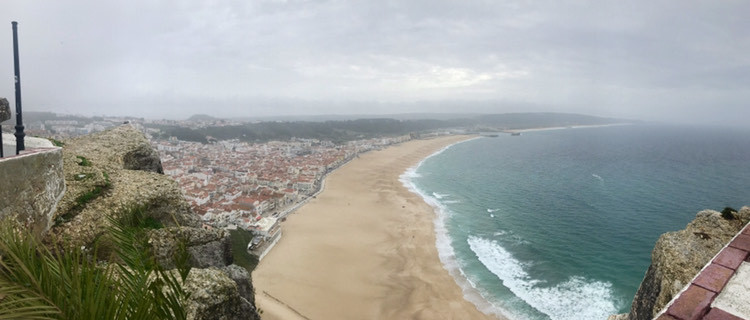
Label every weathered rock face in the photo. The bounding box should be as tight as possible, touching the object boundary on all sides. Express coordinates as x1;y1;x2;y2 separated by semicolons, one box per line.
625;207;750;320
123;143;164;173
150;229;262;320
47;125;200;247
148;227;263;320
149;227;233;269
183;268;261;320
221;265;257;308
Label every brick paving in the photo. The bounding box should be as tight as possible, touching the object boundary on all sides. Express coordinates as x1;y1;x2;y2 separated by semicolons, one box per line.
654;223;750;320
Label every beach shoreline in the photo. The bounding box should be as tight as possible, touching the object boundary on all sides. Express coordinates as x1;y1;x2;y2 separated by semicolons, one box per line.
504;122;633;134
253;135;503;320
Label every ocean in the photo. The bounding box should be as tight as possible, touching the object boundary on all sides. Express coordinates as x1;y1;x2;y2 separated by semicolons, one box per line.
400;124;750;320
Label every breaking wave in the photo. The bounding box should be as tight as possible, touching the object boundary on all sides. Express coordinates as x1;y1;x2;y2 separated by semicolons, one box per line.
467;236;618;320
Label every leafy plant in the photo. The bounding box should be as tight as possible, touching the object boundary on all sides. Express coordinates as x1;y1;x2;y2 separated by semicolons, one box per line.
103;207;189;319
0;210;190;320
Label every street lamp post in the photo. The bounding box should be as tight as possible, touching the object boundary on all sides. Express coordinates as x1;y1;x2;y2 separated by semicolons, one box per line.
12;21;25;154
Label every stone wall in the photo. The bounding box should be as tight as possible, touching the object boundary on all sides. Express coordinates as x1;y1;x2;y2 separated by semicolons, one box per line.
0;147;65;237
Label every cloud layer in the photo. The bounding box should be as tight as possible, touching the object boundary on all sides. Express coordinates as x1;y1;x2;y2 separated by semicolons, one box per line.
1;1;748;123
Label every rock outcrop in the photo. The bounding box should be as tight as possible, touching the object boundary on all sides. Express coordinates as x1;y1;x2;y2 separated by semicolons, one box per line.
123;141;164;173
47;125;200;247
221;264;257;308
42;125;261;320
619;207;750;320
183;268;261;320
0;97;10;122
149;227;233;269
148;226;263;320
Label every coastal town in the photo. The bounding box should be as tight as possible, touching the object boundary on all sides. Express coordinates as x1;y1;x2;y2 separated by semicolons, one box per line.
152;133;411;257
9;113;455;258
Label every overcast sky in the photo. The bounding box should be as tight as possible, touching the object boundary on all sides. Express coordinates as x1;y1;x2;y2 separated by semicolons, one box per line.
1;1;748;123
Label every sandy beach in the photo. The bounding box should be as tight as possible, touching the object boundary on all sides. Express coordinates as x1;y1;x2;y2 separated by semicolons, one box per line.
253;135;502;320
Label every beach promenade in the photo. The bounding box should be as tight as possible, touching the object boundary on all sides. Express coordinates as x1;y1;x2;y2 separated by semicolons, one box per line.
253;135;501;320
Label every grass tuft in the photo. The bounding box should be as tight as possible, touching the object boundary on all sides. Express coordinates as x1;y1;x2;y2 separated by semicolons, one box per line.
57;172;113;225
75;156;92;167
48;138;64;147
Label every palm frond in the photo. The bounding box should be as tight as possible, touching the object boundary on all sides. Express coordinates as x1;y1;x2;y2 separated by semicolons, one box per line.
0;205;190;320
105;206;189;320
0;281;59;320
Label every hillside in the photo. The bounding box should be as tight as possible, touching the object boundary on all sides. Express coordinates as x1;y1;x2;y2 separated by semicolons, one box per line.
1;125;261;320
149;112;630;144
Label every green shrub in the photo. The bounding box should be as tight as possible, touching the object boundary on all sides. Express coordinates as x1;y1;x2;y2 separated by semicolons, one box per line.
229;228;260;272
721;207;737;220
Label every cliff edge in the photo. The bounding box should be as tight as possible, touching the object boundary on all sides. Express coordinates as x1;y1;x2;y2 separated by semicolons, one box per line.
612;207;750;320
43;125;261;320
47;125;200;246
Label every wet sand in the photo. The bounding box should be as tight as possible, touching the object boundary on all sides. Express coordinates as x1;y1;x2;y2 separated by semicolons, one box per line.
253;135;502;320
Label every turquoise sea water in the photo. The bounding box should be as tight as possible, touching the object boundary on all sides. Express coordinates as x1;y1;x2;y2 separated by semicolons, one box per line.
401;124;750;320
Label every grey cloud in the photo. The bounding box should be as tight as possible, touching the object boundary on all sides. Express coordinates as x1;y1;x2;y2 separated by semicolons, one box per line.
0;0;747;125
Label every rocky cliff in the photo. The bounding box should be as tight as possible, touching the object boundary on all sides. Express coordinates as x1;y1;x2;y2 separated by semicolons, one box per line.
44;125;261;320
47;125;199;246
612;207;750;320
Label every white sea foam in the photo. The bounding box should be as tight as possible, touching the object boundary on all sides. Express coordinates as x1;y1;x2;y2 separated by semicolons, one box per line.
432;192;449;199
592;174;604;182
490;214;495;218
467;236;618;320
401;166;421;179
399;137;618;319
398;137;509;318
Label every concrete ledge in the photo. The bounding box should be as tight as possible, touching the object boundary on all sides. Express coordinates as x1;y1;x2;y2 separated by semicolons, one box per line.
0;147;65;236
2;132;55;157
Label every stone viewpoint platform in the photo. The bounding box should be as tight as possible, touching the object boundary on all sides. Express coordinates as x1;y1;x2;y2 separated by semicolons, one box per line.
654;223;750;320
